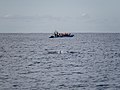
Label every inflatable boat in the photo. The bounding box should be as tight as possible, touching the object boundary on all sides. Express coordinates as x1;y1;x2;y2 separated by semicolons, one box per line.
49;31;74;38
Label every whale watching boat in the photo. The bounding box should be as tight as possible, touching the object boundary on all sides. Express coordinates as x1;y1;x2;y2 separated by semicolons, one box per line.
49;31;74;38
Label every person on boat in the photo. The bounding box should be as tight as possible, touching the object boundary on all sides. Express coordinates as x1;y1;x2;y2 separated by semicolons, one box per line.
54;31;59;37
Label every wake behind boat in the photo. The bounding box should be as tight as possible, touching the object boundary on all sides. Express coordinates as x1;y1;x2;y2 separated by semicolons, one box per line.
49;31;74;38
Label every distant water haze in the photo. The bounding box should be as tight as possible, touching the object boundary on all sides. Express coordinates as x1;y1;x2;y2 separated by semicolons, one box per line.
0;0;120;33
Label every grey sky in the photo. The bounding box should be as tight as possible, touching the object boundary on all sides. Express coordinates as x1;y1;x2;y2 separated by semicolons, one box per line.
0;0;120;33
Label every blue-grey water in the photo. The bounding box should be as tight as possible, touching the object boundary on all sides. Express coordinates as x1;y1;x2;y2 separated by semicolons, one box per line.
0;33;120;90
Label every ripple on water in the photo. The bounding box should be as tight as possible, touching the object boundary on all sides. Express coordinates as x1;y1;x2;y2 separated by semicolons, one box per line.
0;33;120;90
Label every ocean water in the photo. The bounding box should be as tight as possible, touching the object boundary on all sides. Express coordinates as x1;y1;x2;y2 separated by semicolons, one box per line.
0;33;120;90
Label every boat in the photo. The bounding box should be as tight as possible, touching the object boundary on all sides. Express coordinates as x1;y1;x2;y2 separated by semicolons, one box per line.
49;31;74;38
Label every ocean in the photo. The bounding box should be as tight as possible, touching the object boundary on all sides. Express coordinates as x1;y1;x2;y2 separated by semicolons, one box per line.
0;33;120;90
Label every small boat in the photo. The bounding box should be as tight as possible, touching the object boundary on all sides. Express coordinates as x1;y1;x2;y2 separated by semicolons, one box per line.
49;31;74;38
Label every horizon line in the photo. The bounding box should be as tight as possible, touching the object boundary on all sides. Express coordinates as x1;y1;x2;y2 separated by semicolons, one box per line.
0;32;120;34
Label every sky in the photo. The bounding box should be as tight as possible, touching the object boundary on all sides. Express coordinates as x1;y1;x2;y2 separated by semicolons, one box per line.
0;0;120;33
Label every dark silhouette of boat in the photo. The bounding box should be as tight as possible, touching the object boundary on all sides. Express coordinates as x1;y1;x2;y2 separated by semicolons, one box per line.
49;31;74;38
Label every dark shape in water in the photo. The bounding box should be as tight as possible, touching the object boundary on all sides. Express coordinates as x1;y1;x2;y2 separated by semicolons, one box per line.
49;31;74;38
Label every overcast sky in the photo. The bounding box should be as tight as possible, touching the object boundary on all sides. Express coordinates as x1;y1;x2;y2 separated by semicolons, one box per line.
0;0;120;33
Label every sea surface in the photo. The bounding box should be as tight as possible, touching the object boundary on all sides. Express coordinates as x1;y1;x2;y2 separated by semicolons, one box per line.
0;33;120;90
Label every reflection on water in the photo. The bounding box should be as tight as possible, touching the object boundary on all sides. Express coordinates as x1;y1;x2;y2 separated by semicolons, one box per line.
0;33;120;90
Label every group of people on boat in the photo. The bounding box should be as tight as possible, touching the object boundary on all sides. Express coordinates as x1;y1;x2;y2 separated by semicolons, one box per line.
54;31;71;37
49;30;74;38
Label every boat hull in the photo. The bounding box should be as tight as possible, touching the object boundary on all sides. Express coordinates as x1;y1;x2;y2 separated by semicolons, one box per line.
49;35;74;38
